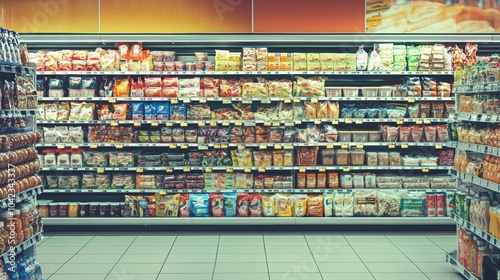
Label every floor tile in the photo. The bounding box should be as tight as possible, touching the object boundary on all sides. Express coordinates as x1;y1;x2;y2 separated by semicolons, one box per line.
219;236;264;246
67;254;122;264
169;245;218;254
166;253;215;263
48;274;107;280
305;235;350;246
174;236;219;246
397;245;447;254
118;253;168;264
321;273;375;280
213;273;270;280
216;253;267;263
86;237;136;246
57;263;114;274
438;244;456;252
387;236;436;246
39;238;91;247
313;253;362;263
357;253;411;263
352;245;401;254
415;262;459;273
40;263;64;274
105;274;158;280
265;245;311;254
346;236;393;245
37;246;82;255
125;245;172;255
110;263;163;275
268;262;319;273
316;262;369;273
214;262;268;273
266;253;315;263
138;231;178;236
78;246;128;255
36;254;74;264
161;263;215;274
371;273;429;280
365;262;421;273
405;253;447;262
218;245;265;254
157;274;213;280
265;238;309;246
131;237;176;246
426;272;468;280
309;245;356;255
269;273;322;280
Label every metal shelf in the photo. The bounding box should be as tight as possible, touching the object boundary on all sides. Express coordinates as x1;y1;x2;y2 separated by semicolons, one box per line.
42;217;455;226
0;232;43;264
42;188;455;194
452;213;500;250
457;113;499;123
454;83;500;94
446;252;479;280
36;142;447;150
0;186;43;209
452;170;500;193
36;70;455;76
40;166;452;173
38;96;455;103
449;141;500;157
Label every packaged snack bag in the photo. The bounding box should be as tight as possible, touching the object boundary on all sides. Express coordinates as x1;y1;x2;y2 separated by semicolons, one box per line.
224;193;238;217
248;193;262;217
179;193;190;217
190;194;209;217
293;194;308;217
210;193;224;217
307;195;324;217
262;194;276;217
324;192;334;217
276;194;292;217
237;193;249;217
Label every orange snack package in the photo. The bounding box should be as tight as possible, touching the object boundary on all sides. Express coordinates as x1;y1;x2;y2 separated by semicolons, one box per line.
307;195;324;217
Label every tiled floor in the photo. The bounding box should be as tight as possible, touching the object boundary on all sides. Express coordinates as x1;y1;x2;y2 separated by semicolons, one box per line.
36;231;464;280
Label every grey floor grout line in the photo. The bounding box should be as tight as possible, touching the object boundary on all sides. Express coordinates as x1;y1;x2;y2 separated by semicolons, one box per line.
46;234;98;280
211;233;221;280
156;233;178;280
343;233;376;280
303;231;324;280
261;232;271;280
384;233;432;280
102;233;139;280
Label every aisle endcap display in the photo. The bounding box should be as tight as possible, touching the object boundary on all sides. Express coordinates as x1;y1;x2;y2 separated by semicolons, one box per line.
446;252;480;280
0;232;43;264
452;213;500;251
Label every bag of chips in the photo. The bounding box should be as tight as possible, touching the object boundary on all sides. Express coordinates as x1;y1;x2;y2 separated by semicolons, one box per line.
190;194;209;217
224;193;238;217
179;193;190;217
276;194;292;217
237;193;249;217
307;195;324;217
210;193;224;217
261;194;276;217
292;194;308;217
249;193;262;217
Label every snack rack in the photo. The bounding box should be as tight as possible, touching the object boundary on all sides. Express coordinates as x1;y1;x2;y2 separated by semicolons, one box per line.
445;78;500;279
0;64;44;265
25;33;467;227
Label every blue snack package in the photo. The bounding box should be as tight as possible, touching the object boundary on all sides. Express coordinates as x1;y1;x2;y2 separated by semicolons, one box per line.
131;102;144;114
157;102;170;120
170;104;187;121
224;193;238;217
190;194;209;217
144;103;158;114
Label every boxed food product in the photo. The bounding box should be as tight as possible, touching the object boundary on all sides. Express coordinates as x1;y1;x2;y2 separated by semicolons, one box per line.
352;132;368;142
350;148;365;165
361;87;378;97
336;149;350;165
337;131;352;142
325;87;342;97
378;86;393;97
321;149;335;165
368;131;381;142
343;87;359;97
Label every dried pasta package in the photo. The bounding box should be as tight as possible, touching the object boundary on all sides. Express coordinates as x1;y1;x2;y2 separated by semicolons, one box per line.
295;77;325;97
220;79;242;97
223;193;237;217
432;102;444;118
304;102;317;118
262;194;276;217
307;195;324;217
242;82;268;98
377;191;401;217
389;152;401;166
343;192;354;217
276;194;292;217
249;193;262;217
327;101;340;118
354;190;377;217
436;124;449;142
399;126;411;142
57;103;70;120
268;80;293;97
420;102;431;118
237;193;249;217
400;192;426;217
315;102;328;118
324;192;334;217
190;194;209;217
272;150;284;166
292;194;308;217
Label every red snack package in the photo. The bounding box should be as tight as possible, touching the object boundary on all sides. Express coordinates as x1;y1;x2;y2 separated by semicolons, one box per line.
162;77;179;88
113;77;130;97
399;125;411;142
424;126;437;142
248;193;262;217
436;124;449;142
411;125;424;142
210;193;224;217
72;60;86;71
86;60;101;71
220;78;242;97
144;77;162;88
72;50;88;61
130;77;145;97
116;43;129;60
237;193;249;217
145;87;162;98
58;60;72;71
161;87;178;98
179;193;190;217
128;42;143;60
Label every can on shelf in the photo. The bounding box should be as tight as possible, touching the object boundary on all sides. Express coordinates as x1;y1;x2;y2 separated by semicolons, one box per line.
78;203;90;217
49;203;59;217
68;203;79;218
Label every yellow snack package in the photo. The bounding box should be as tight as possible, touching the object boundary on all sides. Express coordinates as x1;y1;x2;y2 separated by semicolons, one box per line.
261;194;276;217
155;193;180;217
293;194;308;217
276;194;292;217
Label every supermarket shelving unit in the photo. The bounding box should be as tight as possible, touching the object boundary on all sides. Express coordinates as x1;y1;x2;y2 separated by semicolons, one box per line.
445;81;500;279
25;33;468;227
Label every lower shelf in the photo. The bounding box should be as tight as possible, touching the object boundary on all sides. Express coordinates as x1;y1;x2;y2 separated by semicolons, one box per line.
0;232;43;264
446;251;480;280
43;217;456;226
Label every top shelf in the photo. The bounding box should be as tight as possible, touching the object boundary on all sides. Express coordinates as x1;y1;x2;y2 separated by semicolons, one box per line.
36;70;455;76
